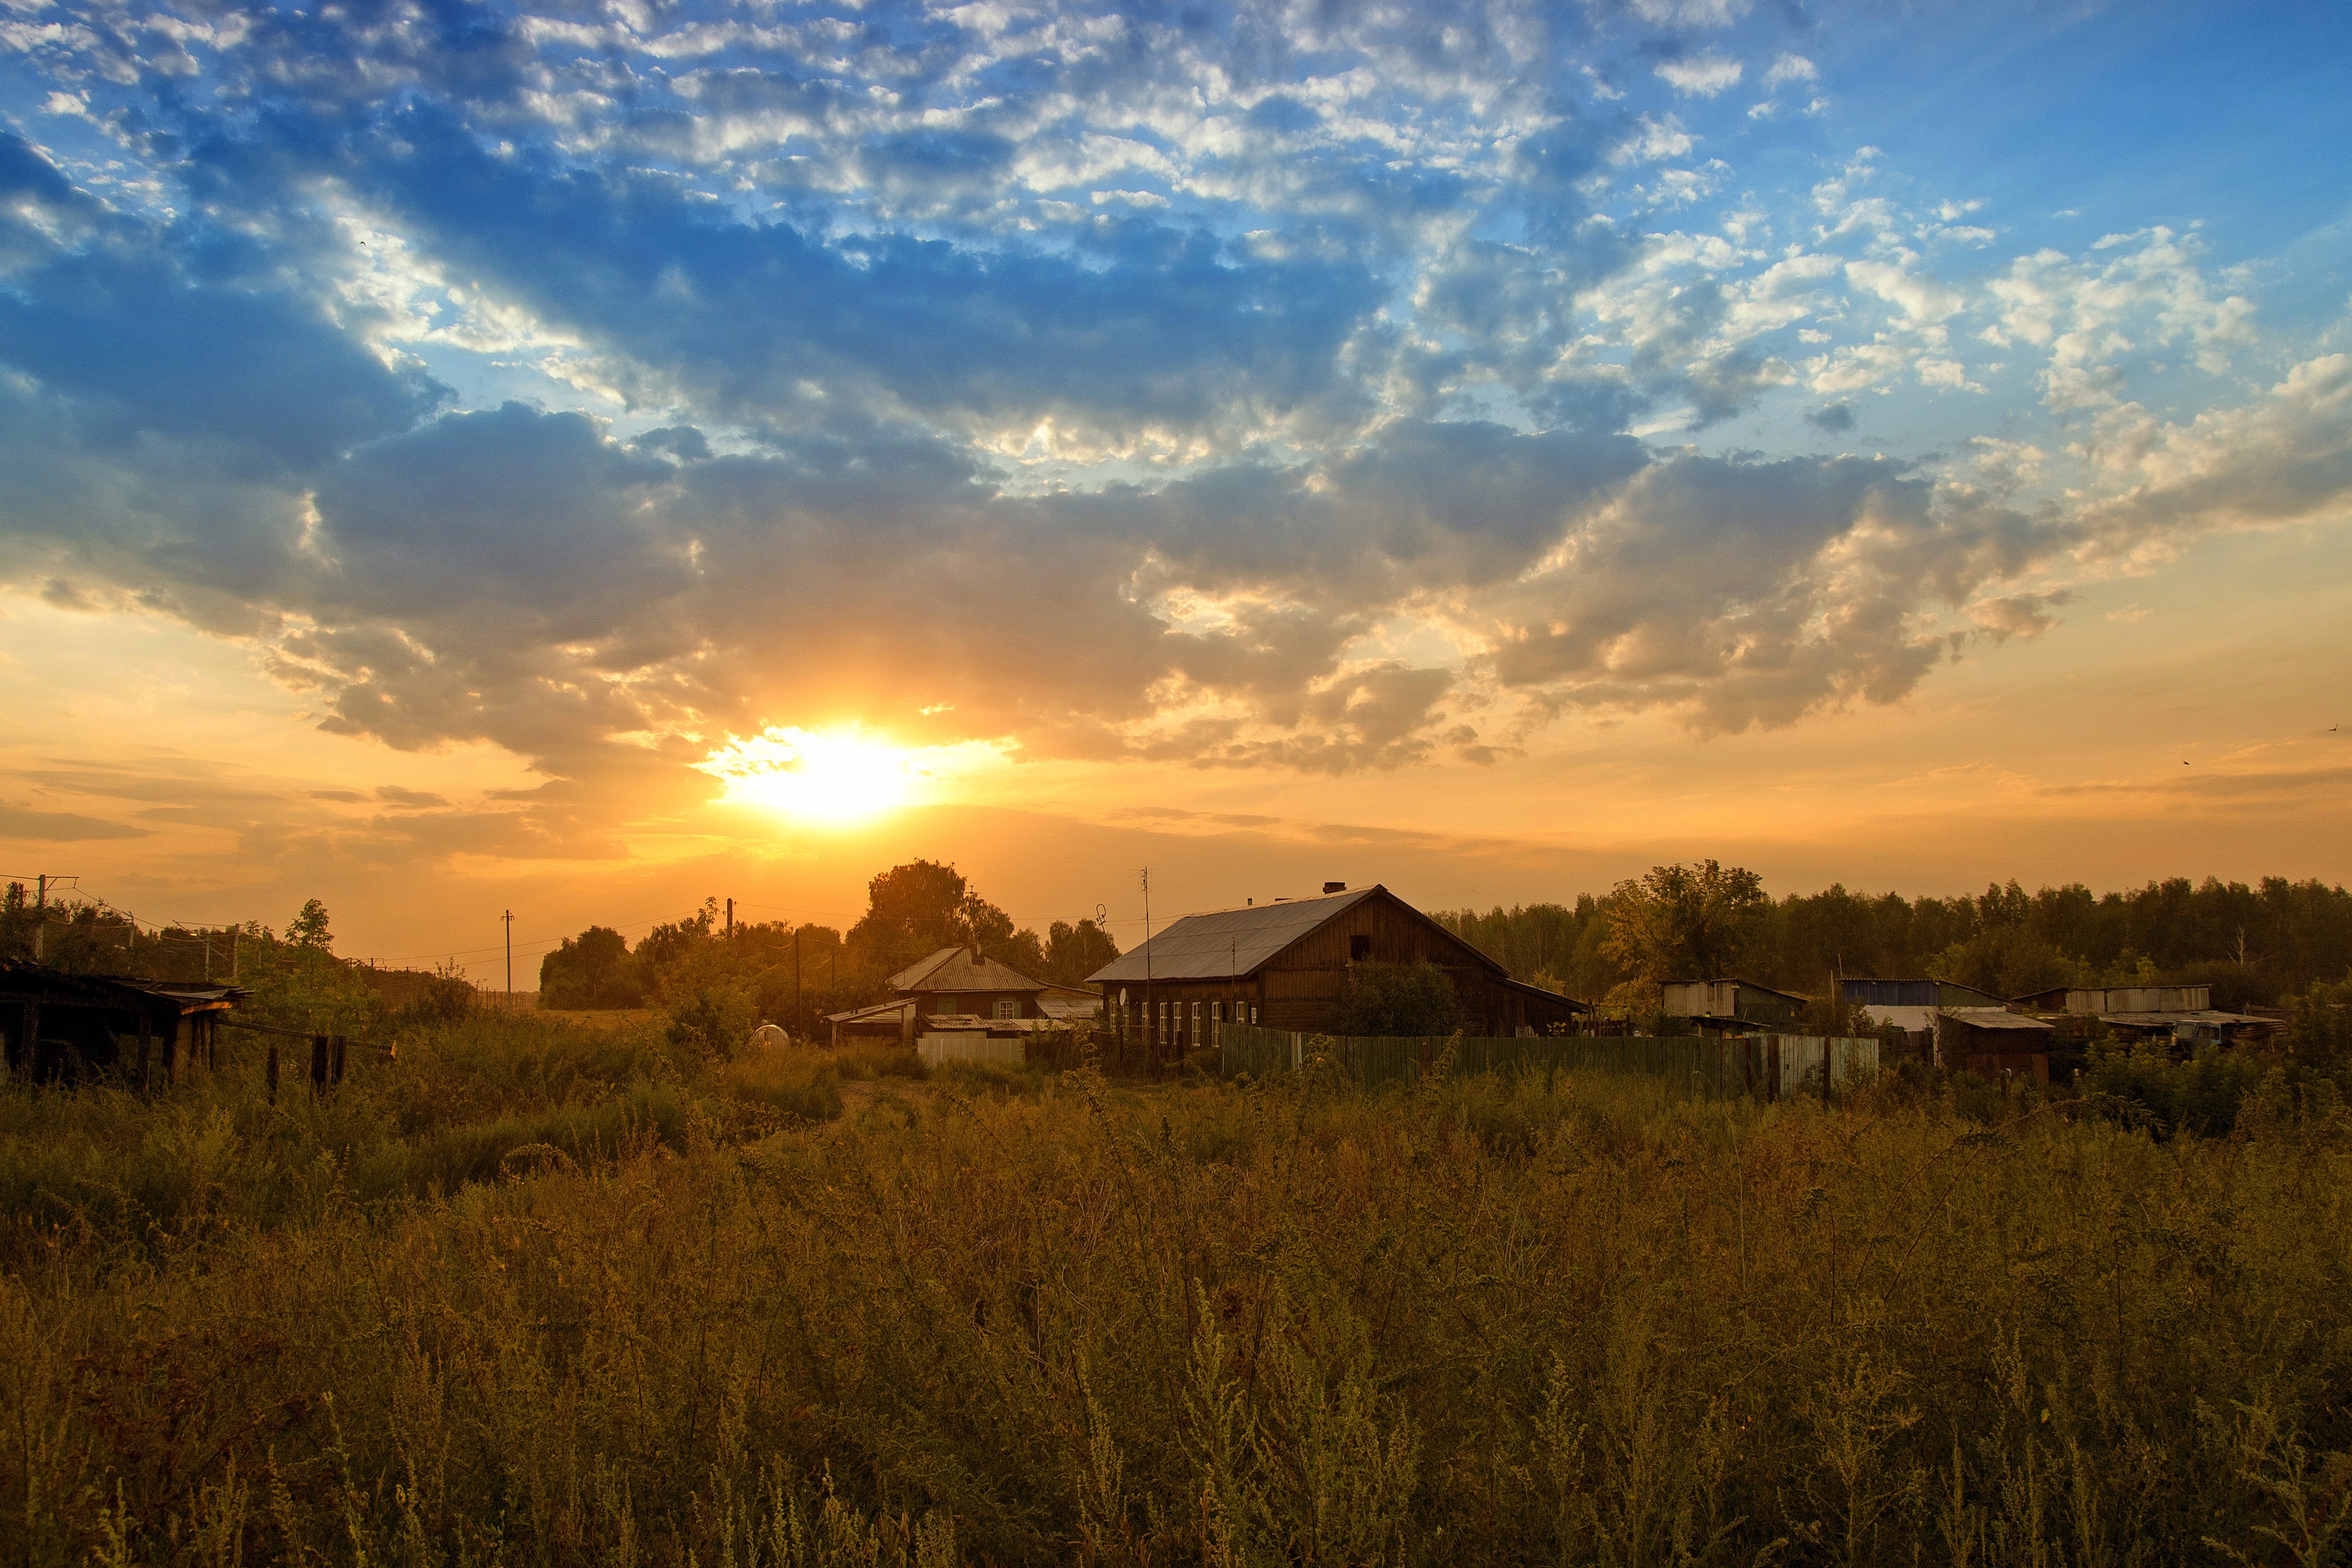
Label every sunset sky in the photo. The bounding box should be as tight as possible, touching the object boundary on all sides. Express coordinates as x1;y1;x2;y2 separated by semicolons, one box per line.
2;0;2348;980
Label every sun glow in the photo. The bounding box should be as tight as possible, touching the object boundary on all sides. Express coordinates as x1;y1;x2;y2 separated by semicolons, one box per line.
697;728;924;825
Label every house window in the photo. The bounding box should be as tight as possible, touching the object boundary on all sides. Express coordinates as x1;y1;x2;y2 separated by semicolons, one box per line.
995;999;1017;1020
1349;935;1372;962
934;996;955;1015
1251;1005;1259;1025
1191;1000;1202;1042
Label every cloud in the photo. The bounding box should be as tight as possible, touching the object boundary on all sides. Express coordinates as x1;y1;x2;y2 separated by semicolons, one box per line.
0;805;150;842
1656;55;1744;97
0;0;2343;832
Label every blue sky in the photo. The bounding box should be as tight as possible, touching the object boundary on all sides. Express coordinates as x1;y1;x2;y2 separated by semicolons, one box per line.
2;0;2350;945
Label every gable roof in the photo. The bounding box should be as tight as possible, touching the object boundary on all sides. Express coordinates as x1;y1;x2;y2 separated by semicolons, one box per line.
887;946;1047;995
1086;885;1502;986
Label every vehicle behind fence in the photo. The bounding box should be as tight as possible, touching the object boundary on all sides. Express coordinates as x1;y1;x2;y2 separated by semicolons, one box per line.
1219;1021;1878;1101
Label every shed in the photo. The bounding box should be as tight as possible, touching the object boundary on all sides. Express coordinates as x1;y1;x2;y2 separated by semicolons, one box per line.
826;996;919;1049
1;962;243;1084
1661;978;1810;1031
2094;1010;2283;1049
1934;1007;2056;1083
2013;985;2212;1016
1033;983;1102;1024
1086;884;1586;1056
1833;977;2008;1037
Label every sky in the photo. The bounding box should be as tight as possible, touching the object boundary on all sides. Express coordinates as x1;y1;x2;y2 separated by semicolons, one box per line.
1;0;2348;980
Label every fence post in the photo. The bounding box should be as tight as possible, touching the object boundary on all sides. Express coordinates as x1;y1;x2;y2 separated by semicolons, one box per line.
331;1034;347;1086
310;1034;329;1096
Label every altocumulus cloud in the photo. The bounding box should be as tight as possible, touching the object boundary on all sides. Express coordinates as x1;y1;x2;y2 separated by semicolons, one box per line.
2;0;2350;822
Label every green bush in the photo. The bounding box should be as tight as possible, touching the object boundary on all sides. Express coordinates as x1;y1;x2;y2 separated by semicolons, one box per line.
1327;958;1457;1036
2081;1039;2270;1137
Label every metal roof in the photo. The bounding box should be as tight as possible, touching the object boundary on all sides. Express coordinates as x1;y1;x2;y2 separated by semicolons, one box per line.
1663;976;1812;1004
1087;886;1382;985
1940;1007;2052;1032
887;947;1047;995
0;962;245;1012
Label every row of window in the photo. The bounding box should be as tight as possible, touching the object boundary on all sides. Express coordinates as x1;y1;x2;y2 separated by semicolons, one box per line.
1118;996;1256;1046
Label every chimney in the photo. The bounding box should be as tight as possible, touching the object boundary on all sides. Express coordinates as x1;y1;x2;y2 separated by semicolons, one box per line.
1322;881;1347;894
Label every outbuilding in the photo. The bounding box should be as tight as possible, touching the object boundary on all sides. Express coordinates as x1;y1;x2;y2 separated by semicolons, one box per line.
1933;1006;2056;1083
1661;978;1810;1031
1;961;243;1084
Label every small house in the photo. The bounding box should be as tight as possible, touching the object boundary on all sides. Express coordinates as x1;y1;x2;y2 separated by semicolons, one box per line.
1661;978;1810;1031
1;962;243;1084
1934;1007;2056;1083
1086;883;1585;1056
826;946;1085;1048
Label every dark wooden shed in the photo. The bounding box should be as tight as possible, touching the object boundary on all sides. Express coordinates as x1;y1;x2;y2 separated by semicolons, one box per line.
1934;1006;2054;1084
1;961;243;1084
1086;883;1585;1056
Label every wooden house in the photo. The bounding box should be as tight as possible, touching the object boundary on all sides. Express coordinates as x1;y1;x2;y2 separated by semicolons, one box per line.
1085;883;1584;1055
827;946;1085;1046
1;961;243;1084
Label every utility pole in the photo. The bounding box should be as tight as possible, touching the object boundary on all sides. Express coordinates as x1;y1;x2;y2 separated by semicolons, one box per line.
503;910;514;1001
794;924;803;1035
1140;866;1154;1056
34;873;47;962
726;897;734;939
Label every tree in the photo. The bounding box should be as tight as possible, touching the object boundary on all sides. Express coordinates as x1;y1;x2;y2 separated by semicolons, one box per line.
540;925;641;1010
1328;960;1458;1037
285;898;333;951
1043;918;1120;986
1602;861;1768;985
845;860;1030;973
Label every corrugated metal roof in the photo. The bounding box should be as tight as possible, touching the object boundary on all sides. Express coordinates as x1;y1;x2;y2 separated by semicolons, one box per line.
1941;1007;2052;1032
1662;976;1811;1005
888;946;1047;994
1087;887;1380;985
826;998;915;1025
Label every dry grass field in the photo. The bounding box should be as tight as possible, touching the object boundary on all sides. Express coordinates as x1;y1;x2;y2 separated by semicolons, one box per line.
3;1010;2350;1566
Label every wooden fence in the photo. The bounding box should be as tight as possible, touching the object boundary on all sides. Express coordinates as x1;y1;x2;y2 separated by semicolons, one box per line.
1217;1023;1880;1102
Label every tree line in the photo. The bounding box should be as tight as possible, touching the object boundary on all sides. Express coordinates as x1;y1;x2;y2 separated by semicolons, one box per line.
1438;865;2352;1008
537;859;1120;1042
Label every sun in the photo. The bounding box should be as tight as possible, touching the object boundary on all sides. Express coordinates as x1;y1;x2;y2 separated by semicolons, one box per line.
697;727;919;825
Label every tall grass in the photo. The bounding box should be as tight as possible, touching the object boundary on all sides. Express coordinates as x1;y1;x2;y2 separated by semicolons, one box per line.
3;1018;2350;1565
